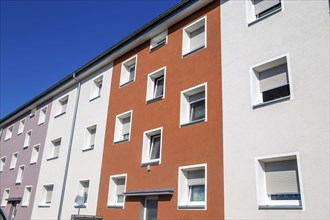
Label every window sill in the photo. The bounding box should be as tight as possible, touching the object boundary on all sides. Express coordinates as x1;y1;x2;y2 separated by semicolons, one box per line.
23;146;28;149
182;45;205;58
107;204;124;209
258;205;302;210
54;112;66;118
114;139;129;144
150;42;166;52
46;156;59;161
74;204;87;208
82;147;94;152
178;204;206;210
248;8;282;27
9;167;15;170
17;132;23;136
146;96;163;104
89;95;101;102
37;122;45;126
180;118;205;128
252;96;290;109
141;160;160;167
119;80;134;88
15;182;21;186
21;205;28;208
4;138;11;142
30;161;37;165
38;204;51;207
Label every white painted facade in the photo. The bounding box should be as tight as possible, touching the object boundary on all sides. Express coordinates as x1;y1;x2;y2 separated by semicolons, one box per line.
30;63;112;219
221;1;329;219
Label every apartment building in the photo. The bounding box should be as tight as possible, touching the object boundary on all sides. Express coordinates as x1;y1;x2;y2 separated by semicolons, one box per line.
0;101;51;220
221;0;329;219
96;0;224;219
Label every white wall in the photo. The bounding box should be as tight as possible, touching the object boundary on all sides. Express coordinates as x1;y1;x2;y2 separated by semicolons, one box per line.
221;0;329;219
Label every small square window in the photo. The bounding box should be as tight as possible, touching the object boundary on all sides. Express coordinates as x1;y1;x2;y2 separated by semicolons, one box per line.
48;138;61;160
182;17;206;57
18;119;25;135
90;76;103;100
74;180;90;207
10;152;18;170
146;67;166;103
108;174;127;208
150;30;168;51
141;128;162;166
5;125;13;140
16;165;25;184
0;157;6;172
180;83;207;126
178;164;207;209
251;56;290;107
38;106;47;125
114;111;132;144
1;189;10;207
256;154;303;209
39;184;54;207
21;186;32;207
30;144;40;164
55;95;69;117
83;125;97;151
247;0;282;24
23;130;32;149
120;56;137;86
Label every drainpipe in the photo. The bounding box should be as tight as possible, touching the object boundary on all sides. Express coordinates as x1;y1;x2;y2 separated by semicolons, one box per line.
57;72;81;220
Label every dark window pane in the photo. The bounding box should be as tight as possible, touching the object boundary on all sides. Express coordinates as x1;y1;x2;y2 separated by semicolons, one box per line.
146;199;158;220
190;100;205;121
262;85;290;102
150;135;161;160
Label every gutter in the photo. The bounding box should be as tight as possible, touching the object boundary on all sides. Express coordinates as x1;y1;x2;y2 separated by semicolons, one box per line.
57;72;81;220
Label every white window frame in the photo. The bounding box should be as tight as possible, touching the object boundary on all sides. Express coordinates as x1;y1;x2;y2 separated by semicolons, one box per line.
9;152;18;170
23;130;32;149
107;174;127;208
47;137;62;160
17;118;25;135
250;54;292;108
255;152;304;209
0;156;6;172
246;0;283;25
1;189;10;207
141;127;163;166
178;163;207;210
30;144;40;165
182;16;207;57
146;67;166;103
74;179;90;207
180;83;207;127
150;30;168;51
55;95;69;117
120;55;137;87
38;106;47;125
21;185;32;207
16;165;25;184
113;111;133;144
83;124;97;151
90;75;103;101
39;184;54;207
5;125;13;141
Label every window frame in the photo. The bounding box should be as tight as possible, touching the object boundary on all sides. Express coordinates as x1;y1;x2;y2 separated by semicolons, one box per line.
17;118;25;135
23;130;32;149
16;165;25;185
0;156;6;172
90;75;103;101
83;124;97;151
4;125;13;141
120;55;137;87
39;184;54;207
74;179;90;208
141;127;163;166
38;106;48;125
47;137;62;160
1;189;10;207
113;111;133;144
9;152;18;170
146;67;166;103
107;174;127;208
30;144;40;165
55;95;69;117
182;16;207;57
246;0;283;26
150;30;168;51
21;185;32;207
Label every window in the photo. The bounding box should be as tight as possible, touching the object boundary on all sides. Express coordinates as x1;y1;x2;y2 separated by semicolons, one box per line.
83;125;97;151
9;152;18;170
18;119;25;135
108;174;127;208
120;55;137;86
143;197;158;220
5;125;13;140
180;83;207;126
30;144;40;164
23;130;32;149
39;184;54;207
90;75;103;100
1;189;10;207
0;157;6;172
114;111;132;143
48;138;61;160
251;56;290;107
150;30;168;51
141;128;162;166
30;108;36;118
247;0;282;24
182;17;206;57
16;165;25;184
38;107;47;125
21;186;32;207
178;164;206;209
146;67;166;103
74;180;90;207
256;154;302;209
55;95;69;117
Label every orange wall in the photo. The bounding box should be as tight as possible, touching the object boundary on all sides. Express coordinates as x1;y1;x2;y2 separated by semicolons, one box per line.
97;1;223;219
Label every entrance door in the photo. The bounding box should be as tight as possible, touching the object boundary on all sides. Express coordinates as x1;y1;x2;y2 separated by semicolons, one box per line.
144;197;158;220
8;201;17;220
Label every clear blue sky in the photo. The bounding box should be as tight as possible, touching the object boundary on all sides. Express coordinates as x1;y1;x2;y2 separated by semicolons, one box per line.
0;0;181;119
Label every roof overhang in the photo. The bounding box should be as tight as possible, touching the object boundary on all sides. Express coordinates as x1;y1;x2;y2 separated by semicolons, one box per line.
124;188;174;197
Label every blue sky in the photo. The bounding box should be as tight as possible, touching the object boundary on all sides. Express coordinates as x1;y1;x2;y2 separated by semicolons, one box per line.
0;0;181;119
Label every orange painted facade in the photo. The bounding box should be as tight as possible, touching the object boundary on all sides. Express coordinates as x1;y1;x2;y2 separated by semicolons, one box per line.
97;1;223;219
